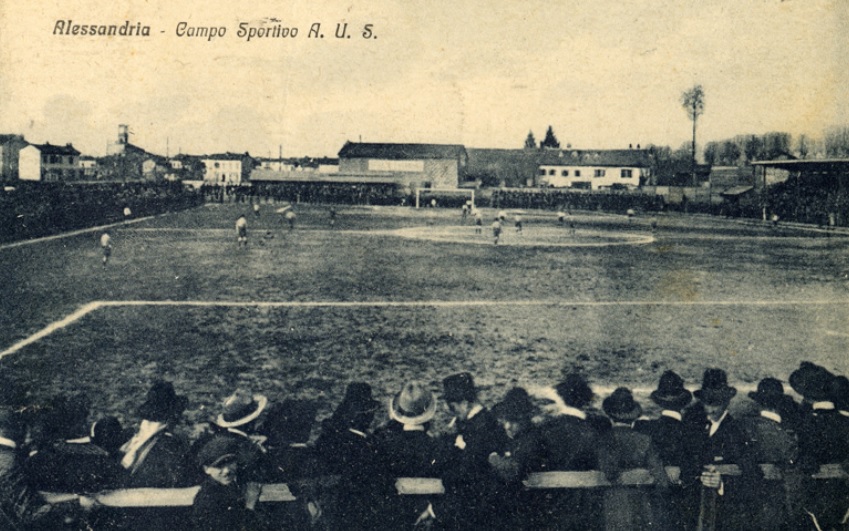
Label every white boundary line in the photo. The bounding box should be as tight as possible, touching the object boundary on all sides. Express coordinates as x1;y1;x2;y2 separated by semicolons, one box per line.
5;298;848;361
0;214;166;251
0;301;103;359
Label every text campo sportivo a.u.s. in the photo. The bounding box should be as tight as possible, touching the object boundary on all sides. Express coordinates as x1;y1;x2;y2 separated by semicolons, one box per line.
52;20;378;41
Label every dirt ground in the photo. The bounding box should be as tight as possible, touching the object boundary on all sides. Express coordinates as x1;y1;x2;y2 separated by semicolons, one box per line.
1;203;848;432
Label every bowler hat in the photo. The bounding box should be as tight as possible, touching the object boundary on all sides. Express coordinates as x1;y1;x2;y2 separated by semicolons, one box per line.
748;377;787;409
215;390;268;428
602;387;643;423
491;387;536;423
693;369;737;405
649;370;693;410
789;361;835;402
442;372;477;404
555;374;594;408
389;381;437;426
137;381;188;422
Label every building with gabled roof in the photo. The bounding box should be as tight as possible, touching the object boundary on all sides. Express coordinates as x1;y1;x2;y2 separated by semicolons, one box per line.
337;141;467;189
536;148;652;190
19;142;82;181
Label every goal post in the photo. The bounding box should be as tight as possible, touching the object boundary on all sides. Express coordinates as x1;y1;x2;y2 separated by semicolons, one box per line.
415;188;475;209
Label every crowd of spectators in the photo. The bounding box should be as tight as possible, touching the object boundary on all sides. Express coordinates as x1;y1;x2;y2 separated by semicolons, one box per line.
0;182;201;244
767;176;848;228
202;182;405;206
1;362;848;530
491;189;663;215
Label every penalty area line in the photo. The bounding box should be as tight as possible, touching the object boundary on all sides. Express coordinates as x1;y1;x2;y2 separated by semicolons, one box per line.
0;301;103;360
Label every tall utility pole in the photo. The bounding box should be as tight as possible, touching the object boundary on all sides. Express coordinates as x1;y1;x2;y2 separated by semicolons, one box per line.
681;85;705;187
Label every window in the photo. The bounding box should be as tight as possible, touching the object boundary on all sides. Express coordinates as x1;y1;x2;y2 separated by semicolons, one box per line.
548;169;556;176
594;169;606;177
621;169;633;178
574;170;581;177
561;170;569;177
538;168;546;176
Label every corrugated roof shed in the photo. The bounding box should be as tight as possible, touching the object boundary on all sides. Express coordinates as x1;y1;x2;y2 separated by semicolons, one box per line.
338;142;466;160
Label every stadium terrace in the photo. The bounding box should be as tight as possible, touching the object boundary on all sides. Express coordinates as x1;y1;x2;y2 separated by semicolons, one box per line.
53;20;151;36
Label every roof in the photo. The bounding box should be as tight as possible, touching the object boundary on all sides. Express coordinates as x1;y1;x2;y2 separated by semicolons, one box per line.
0;134;25;144
537;149;652;168
203;152;250;161
338;142;467;160
30;143;80;156
751;159;849;173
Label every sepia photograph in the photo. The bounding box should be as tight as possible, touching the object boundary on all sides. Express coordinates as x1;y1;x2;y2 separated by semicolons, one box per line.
1;0;848;529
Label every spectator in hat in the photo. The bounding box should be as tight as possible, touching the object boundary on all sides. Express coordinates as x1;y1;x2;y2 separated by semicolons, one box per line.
194;388;271;510
120;380;193;488
634;370;696;530
635;370;694;467
0;404;65;529
25;396;128;493
789;362;849;530
534;374;610;530
683;368;758;531
192;436;267;531
373;380;446;529
440;372;508;530
598;388;669;531
488;387;545;530
740;378;802;530
315;383;382;530
261;399;321;529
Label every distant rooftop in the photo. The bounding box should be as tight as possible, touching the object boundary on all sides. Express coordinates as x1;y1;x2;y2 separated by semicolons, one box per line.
338;142;467;160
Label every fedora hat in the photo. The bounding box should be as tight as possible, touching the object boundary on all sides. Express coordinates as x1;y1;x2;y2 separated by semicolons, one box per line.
603;387;643;423
649;370;692;410
555;374;594;409
389;380;437;426
789;361;835;402
137;381;188;422
442;372;477;404
694;369;737;405
492;387;536;423
215;390;268;428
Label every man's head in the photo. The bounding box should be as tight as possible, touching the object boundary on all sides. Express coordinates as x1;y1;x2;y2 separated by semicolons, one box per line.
442;372;477;417
694;369;737;421
196;437;241;486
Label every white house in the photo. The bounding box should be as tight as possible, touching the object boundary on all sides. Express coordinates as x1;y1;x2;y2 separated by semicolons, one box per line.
202;153;245;185
537;149;651;190
19;143;82;181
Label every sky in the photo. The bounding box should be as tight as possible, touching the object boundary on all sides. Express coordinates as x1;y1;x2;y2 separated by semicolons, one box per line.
0;0;847;158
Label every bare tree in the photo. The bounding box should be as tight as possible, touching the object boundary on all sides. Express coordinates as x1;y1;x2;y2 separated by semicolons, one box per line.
681;85;705;185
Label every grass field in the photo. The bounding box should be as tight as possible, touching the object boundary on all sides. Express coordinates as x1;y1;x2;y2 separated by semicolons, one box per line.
1;203;848;432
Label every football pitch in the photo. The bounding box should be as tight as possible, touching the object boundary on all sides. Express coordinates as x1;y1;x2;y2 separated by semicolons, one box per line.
1;203;848;428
